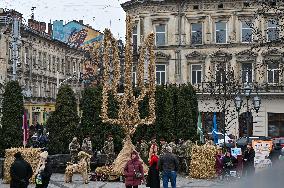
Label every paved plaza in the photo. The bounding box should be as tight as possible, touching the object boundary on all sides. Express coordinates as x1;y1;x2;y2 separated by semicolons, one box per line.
1;173;226;188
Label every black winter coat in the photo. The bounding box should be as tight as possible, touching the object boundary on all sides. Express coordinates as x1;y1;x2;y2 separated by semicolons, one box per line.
35;161;53;188
10;157;33;188
146;164;160;188
243;149;255;167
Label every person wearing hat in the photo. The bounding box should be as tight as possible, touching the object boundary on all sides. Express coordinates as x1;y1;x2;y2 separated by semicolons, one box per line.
35;151;52;188
124;151;145;188
10;152;33;188
158;146;178;188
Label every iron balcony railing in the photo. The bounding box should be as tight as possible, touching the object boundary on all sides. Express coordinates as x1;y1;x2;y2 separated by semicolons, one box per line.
194;82;284;94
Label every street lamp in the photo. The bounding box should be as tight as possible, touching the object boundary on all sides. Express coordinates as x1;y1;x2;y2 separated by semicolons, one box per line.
234;95;243;112
244;83;252;98
253;96;261;113
234;84;261;145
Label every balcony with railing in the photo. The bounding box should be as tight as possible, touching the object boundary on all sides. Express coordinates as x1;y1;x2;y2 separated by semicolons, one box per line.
194;82;284;95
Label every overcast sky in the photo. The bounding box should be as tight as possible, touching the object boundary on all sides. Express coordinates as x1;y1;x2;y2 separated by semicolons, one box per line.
0;0;129;40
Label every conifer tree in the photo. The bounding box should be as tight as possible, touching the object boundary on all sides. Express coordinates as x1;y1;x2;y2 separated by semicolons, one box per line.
0;81;24;156
47;85;79;154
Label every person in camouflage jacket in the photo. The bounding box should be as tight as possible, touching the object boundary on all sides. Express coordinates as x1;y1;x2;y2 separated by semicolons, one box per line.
103;135;115;165
69;137;80;163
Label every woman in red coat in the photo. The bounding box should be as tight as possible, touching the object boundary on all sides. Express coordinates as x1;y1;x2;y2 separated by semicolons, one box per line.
124;151;144;188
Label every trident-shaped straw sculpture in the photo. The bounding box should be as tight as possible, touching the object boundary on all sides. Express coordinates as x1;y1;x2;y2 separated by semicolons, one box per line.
101;16;156;138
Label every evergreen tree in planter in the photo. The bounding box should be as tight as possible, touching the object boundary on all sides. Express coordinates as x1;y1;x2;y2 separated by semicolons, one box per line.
177;84;199;141
47;85;79;154
0;81;24;157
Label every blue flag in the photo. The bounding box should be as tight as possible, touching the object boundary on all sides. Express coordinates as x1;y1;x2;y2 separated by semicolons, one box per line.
212;112;218;144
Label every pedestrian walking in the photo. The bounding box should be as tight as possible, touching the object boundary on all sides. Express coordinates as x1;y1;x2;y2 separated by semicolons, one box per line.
124;151;144;188
146;154;160;188
243;144;255;177
35;151;52;188
10;152;33;188
158;146;178;188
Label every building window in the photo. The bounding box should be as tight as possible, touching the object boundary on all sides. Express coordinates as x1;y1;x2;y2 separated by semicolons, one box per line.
156;64;166;85
218;3;224;9
193;5;199;10
133;25;138;53
215;63;226;83
243;2;250;7
132;66;136;86
191;23;203;45
43;53;46;69
241;63;253;83
268;113;284;137
191;64;202;84
215;21;227;44
61;59;64;74
33;50;37;66
241;21;253;43
155;24;166;46
267;62;280;84
24;47;29;64
38;51;42;68
48;55;51;71
267;19;279;42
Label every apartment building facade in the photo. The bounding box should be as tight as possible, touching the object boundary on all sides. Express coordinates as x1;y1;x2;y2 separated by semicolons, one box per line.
0;9;86;126
122;0;284;138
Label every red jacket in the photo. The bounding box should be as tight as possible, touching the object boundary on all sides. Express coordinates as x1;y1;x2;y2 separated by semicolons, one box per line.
124;156;144;186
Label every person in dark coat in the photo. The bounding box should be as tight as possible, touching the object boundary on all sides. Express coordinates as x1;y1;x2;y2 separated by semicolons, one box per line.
146;154;160;188
124;151;144;188
10;152;33;188
215;148;223;178
158;146;178;188
243;144;255;177
222;151;237;176
35;152;52;188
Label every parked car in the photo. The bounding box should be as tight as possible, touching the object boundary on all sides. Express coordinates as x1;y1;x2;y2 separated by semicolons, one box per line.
272;137;284;150
208;132;234;146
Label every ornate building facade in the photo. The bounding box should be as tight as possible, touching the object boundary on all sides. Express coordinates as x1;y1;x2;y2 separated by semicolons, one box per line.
122;0;284;138
0;9;86;126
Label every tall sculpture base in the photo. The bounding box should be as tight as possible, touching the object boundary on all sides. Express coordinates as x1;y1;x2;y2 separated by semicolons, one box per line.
95;137;148;181
112;137;148;175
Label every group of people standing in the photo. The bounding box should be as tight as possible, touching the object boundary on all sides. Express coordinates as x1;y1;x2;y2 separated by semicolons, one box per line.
215;144;257;179
136;137;193;174
124;136;180;188
68;136;93;163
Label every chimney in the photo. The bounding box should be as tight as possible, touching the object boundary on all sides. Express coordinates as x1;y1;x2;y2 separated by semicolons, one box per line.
48;22;52;36
28;19;34;28
79;20;83;25
40;22;46;32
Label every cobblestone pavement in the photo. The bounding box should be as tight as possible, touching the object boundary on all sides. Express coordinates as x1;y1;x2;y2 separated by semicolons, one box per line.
1;174;227;188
